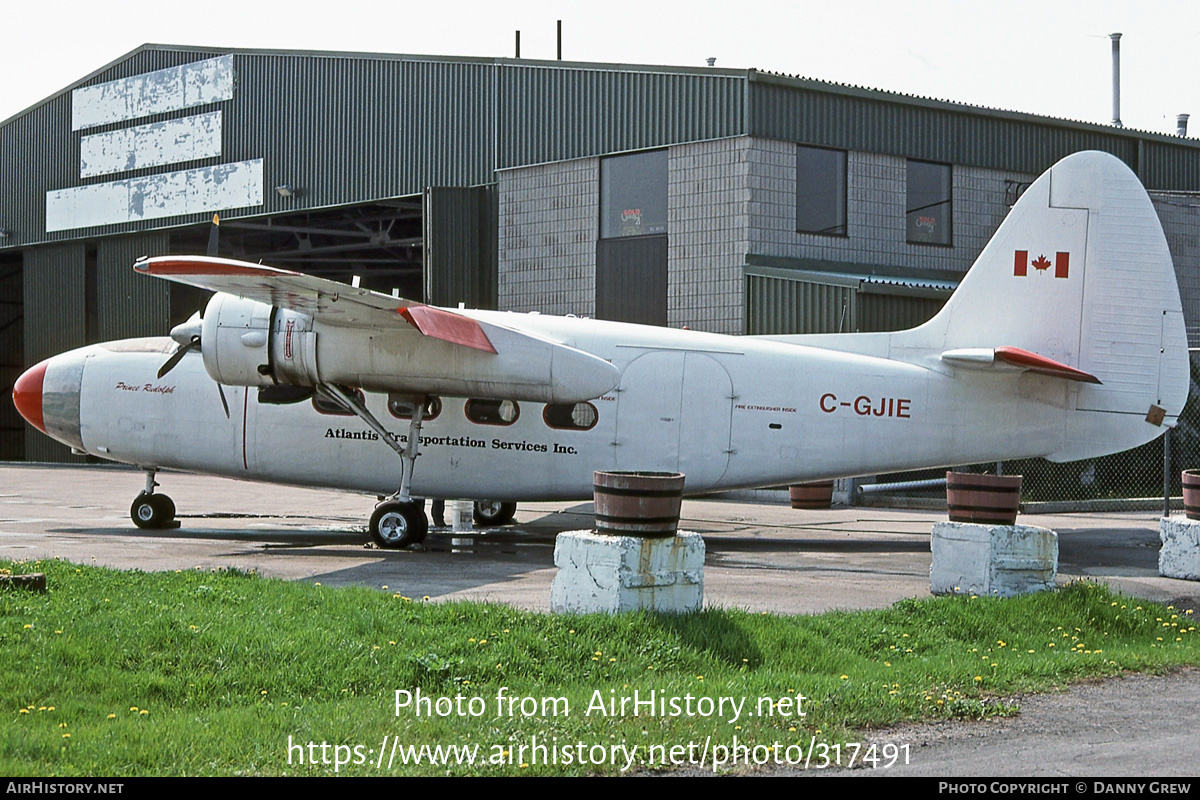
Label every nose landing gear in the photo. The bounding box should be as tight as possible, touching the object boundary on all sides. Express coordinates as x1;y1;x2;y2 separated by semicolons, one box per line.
130;469;179;529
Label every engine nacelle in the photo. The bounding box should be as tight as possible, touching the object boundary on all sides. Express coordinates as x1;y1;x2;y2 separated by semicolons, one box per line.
201;294;319;388
198;293;620;403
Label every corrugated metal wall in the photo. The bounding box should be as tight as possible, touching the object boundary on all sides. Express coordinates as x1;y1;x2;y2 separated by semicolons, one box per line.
747;75;1200;188
496;64;745;168
96;232;171;340
0;254;22;460
745;268;857;334
857;291;945;333
23;243;86;462
424;185;497;309
744;267;950;335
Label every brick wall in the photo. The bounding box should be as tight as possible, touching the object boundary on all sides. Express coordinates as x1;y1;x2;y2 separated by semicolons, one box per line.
497;158;598;315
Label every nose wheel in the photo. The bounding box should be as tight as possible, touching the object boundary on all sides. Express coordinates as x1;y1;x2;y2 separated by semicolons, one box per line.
130;491;178;529
369;500;429;549
130;467;179;529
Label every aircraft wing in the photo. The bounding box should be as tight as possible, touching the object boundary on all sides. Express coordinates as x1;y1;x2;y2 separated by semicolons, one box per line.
136;255;621;403
136;255;495;351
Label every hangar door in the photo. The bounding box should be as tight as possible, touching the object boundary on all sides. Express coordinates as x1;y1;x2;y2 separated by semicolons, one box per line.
423;185;498;309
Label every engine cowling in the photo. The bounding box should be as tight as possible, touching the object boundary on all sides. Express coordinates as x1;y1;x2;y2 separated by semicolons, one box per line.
201;294;319;388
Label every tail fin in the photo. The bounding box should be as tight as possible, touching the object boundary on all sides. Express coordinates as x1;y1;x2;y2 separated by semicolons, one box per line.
905;150;1188;460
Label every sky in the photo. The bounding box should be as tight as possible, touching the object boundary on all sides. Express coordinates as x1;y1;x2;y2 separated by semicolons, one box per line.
4;0;1199;136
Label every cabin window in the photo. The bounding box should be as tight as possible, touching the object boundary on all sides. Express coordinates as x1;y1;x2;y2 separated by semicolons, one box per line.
906;159;953;246
543;402;598;431
465;398;520;426
387;394;441;421
796;145;847;236
312;388;365;416
599;149;668;239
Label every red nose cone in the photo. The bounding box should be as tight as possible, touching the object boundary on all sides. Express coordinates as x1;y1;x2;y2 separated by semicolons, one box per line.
12;361;47;433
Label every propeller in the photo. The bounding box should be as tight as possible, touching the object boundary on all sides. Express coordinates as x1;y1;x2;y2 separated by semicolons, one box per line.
153;214;231;417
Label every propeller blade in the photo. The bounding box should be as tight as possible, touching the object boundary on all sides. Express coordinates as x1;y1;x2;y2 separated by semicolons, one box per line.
206;213;220;257
217;383;230;419
157;335;200;379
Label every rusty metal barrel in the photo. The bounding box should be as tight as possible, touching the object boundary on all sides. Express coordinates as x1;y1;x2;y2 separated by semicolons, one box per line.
789;481;835;509
593;471;685;537
1183;470;1200;520
945;472;1022;525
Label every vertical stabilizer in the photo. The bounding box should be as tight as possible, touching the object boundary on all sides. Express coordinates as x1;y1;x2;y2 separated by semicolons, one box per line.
906;151;1188;460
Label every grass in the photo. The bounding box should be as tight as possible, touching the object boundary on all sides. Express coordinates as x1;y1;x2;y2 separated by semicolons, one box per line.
1;558;1197;775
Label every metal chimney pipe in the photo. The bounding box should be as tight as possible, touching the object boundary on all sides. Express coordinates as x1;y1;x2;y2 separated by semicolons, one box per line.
515;30;521;58
557;20;562;60
1111;33;1122;126
1178;114;1190;137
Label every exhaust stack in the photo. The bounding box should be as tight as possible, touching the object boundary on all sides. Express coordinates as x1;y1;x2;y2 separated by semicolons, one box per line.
1111;33;1122;127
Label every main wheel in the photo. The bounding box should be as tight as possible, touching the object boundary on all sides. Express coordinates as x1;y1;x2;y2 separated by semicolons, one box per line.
369;501;429;548
473;500;517;526
130;492;176;529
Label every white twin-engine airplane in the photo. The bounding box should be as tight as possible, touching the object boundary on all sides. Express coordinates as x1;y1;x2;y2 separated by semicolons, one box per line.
11;151;1190;548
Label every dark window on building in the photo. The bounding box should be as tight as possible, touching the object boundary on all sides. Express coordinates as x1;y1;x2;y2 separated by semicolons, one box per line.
312;388;365;416
796;146;847;236
543;402;598;431
465;398;519;426
600;150;668;239
387;394;441;421
906;160;952;246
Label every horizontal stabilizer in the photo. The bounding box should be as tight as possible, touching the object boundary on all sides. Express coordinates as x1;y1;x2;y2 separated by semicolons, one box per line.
941;346;1101;384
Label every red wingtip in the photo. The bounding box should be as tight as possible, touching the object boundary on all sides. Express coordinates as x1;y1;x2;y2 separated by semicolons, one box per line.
12;360;47;433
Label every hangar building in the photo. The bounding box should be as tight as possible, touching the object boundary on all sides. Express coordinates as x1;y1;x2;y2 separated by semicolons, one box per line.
3;43;1200;463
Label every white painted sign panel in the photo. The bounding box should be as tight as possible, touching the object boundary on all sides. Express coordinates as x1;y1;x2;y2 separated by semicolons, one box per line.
72;55;234;131
46;159;263;231
80;111;223;178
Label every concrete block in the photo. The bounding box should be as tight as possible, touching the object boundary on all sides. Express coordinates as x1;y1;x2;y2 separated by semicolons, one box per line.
550;530;705;614
930;521;1058;597
1160;517;1200;581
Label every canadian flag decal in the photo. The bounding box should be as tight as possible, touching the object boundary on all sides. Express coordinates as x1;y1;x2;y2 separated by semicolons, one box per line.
1014;250;1070;279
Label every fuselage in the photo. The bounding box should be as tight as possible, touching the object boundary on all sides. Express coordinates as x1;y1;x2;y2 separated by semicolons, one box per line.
19;311;1072;501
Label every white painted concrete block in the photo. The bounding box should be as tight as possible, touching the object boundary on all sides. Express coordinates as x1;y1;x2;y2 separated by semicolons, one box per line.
1159;517;1200;581
550;530;704;614
930;521;1058;598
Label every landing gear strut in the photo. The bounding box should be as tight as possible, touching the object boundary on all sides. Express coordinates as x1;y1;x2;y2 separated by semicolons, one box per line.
130;469;178;529
316;385;431;549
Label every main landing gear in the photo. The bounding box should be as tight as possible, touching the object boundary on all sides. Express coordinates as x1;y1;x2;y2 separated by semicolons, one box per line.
130;468;179;529
317;385;432;550
369;499;429;549
473;500;517;526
